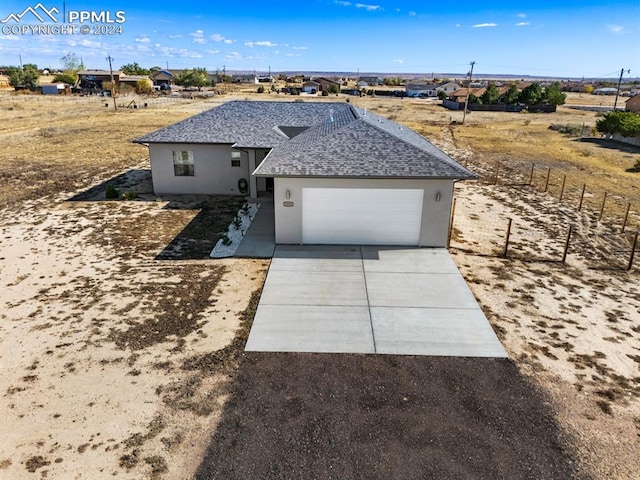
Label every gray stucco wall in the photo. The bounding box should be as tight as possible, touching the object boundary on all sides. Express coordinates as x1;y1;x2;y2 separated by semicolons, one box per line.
148;143;251;195
273;177;455;247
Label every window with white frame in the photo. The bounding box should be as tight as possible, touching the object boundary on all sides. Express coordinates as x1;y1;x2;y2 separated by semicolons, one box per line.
173;150;194;176
231;150;242;167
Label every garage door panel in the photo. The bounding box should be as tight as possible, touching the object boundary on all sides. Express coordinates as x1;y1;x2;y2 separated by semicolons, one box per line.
302;188;423;245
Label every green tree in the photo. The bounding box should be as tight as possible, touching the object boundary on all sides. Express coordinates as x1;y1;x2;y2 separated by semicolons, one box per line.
136;79;153;94
328;84;339;94
542;82;567;106
5;66;23;88
55;52;83;85
595;112;640;138
437;90;447;100
467;93;481;104
61;52;84;72
501;84;520;104
175;68;210;90
480;82;500;104
120;62;150;75
519;82;543;105
257;85;265;93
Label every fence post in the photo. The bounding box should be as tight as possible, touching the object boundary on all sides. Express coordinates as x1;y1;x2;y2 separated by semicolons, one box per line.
562;225;573;263
447;198;457;248
494;162;500;185
598;192;608;221
528;163;535;186
628;231;638;271
578;184;586;211
621;203;631;233
558;175;567;202
502;218;512;258
543;167;551;193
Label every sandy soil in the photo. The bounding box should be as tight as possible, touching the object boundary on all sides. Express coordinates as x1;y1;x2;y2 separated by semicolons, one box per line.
1;91;639;479
0;183;269;479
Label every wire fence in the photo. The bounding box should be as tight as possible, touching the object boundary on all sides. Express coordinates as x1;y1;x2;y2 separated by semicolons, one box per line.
450;156;640;271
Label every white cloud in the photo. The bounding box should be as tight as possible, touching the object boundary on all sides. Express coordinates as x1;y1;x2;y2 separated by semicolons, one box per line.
409;11;416;17
473;23;497;28
393;59;403;64
168;34;182;39
205;49;220;55
190;29;206;44
292;46;307;50
516;22;529;26
210;33;230;42
135;35;150;43
226;51;242;61
355;3;380;11
455;23;461;27
0;34;20;41
335;1;352;6
517;13;527;18
245;40;278;47
608;24;624;33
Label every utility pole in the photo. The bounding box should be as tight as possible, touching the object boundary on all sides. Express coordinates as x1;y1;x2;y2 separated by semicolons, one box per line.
106;54;117;111
223;65;226;94
19;54;22;67
613;68;630;111
462;61;475;125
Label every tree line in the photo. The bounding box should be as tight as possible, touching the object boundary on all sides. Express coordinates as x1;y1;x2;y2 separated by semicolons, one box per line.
468;82;567;106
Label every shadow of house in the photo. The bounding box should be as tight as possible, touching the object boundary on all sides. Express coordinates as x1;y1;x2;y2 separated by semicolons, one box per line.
577;137;640;155
155;196;244;260
67;169;153;202
67;169;245;260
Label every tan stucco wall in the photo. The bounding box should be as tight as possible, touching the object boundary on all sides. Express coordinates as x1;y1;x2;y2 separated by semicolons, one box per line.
273;177;455;247
149;143;251;195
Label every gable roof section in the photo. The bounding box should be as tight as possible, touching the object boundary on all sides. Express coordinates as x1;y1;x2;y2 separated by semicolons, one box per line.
254;107;475;179
135;101;348;148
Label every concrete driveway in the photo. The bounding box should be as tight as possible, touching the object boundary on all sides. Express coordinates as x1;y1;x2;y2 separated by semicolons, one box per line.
246;245;506;357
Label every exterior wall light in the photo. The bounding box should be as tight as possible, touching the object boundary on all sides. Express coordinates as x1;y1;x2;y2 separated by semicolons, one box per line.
286;190;291;199
435;192;441;202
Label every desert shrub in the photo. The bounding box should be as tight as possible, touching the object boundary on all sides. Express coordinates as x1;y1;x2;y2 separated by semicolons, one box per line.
549;123;582;137
105;183;119;199
321;90;329;96
257;85;265;93
121;190;137;200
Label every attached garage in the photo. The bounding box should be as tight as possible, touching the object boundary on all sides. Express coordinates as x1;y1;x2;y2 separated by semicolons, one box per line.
301;188;424;245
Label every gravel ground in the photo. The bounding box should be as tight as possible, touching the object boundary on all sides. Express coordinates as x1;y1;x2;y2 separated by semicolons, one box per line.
195;353;585;480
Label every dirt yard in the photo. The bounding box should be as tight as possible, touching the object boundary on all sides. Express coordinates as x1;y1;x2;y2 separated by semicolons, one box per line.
0;90;638;479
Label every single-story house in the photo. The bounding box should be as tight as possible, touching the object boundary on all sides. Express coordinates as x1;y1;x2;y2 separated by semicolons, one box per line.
406;84;439;97
625;94;640;112
120;75;152;90
150;70;174;87
135;101;476;247
302;81;321;94
358;76;383;86
437;82;460;94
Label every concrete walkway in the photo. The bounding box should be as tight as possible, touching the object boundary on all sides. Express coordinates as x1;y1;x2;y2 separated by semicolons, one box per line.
234;198;275;258
246;245;507;357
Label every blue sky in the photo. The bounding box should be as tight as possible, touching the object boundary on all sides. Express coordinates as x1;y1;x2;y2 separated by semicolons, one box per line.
0;0;638;78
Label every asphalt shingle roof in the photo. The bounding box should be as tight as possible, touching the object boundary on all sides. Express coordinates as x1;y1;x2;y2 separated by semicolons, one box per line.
135;100;476;180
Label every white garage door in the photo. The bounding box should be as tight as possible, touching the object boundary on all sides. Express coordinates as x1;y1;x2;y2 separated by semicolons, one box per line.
302;188;424;245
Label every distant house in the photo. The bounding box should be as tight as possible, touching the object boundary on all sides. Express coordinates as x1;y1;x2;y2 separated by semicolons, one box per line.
42;83;66;95
120;75;152;90
406;84;439;98
593;87;618;95
150;70;174;87
437;82;460;94
302;81;321;94
315;77;340;92
232;74;258;84
358;76;383;86
77;70;122;89
626;94;640;112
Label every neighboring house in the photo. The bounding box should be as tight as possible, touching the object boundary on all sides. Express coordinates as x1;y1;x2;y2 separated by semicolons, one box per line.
232;74;258;84
437;82;460;94
77;69;122;90
135;101;475;247
406;84;439;97
625;94;640;112
358;76;383;86
593;87;618;95
150;70;174;87
120;75;152;90
315;77;340;92
302;81;321;94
